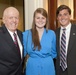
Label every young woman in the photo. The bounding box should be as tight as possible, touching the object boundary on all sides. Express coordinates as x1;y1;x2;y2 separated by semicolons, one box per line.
23;8;57;75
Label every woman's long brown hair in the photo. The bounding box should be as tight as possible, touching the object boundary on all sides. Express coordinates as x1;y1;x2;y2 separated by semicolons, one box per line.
31;8;49;50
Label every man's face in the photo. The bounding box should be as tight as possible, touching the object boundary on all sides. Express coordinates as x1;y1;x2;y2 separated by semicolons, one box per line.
57;9;71;27
3;8;19;32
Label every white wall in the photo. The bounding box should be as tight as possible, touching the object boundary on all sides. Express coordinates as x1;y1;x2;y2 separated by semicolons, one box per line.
24;0;48;30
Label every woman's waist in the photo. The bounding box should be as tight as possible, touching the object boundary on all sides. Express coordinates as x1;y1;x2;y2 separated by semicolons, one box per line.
29;53;52;58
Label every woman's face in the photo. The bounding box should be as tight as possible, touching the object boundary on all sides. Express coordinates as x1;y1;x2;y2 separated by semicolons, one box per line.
35;13;46;29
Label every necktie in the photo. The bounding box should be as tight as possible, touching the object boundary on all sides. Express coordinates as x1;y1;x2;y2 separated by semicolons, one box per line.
13;33;21;57
60;28;67;71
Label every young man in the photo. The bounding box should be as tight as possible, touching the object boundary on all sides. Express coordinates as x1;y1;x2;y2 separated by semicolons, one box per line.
55;5;76;75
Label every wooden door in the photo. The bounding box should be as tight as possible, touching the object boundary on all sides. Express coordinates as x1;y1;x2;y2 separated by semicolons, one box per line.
48;0;57;30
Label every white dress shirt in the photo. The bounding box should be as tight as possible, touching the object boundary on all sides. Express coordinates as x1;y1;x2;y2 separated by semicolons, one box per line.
7;30;23;59
60;23;71;55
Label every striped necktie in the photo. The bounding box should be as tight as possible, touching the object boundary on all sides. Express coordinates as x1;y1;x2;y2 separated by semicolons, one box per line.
60;28;67;71
13;33;21;57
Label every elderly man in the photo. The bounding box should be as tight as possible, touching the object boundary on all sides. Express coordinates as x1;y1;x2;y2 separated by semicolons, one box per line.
0;7;23;75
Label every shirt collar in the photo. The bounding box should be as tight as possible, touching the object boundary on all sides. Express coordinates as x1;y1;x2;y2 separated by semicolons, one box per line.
7;29;17;35
61;23;71;30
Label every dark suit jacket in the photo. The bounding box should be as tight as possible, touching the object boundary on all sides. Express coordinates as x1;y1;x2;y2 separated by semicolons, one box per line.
55;24;76;75
0;25;23;75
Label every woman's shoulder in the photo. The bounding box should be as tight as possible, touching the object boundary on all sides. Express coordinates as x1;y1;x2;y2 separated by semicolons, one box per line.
23;29;31;35
47;29;55;34
47;29;56;38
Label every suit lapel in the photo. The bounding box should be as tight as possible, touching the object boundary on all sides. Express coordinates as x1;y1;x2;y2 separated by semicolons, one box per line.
56;28;61;56
67;25;76;54
1;25;15;49
16;29;23;59
17;30;23;45
1;25;21;59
